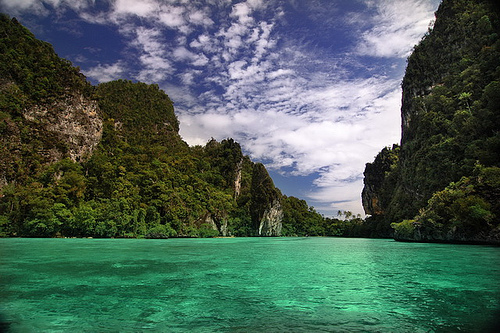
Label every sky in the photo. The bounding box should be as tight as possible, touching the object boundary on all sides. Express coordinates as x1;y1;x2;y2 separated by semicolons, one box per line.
0;0;441;217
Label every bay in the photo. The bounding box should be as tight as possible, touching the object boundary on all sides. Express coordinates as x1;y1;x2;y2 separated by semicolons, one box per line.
0;237;499;332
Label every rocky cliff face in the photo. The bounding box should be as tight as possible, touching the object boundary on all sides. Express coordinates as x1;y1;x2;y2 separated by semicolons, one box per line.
362;145;399;216
257;198;283;236
234;158;243;198
362;0;500;243
197;212;229;237
0;89;102;193
396;0;500;217
250;163;283;236
23;94;102;162
361;187;382;216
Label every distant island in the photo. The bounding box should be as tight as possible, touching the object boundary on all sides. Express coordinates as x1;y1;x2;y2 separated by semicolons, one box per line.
1;0;499;244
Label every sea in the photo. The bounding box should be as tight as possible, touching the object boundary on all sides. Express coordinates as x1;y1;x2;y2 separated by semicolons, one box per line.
1;237;499;332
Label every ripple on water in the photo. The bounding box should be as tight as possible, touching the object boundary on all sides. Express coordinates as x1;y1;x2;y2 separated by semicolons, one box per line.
0;237;499;332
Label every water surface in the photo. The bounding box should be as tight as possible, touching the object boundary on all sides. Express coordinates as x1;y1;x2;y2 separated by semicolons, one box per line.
1;237;499;332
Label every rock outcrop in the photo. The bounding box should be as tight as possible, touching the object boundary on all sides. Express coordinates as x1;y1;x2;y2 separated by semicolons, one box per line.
250;163;283;236
23;94;102;162
361;145;399;216
234;158;243;198
257;198;283;236
393;222;500;245
196;212;229;237
362;0;500;244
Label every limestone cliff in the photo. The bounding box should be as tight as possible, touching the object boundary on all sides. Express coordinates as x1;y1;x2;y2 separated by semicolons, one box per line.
250;163;283;236
362;0;500;244
361;145;399;216
196;212;229;237
234;158;243;198
395;0;500;218
22;94;102;162
0;90;102;191
257;198;283;236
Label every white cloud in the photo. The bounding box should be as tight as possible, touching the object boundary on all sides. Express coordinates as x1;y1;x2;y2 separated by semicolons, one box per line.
173;46;196;61
230;2;254;25
356;0;436;57
139;54;171;70
254;22;274;60
84;62;125;83
113;0;157;18
0;0;93;15
0;0;38;13
173;46;209;67
131;27;173;82
188;9;214;27
192;54;209;67
179;70;201;86
134;27;163;55
158;5;186;30
189;34;214;52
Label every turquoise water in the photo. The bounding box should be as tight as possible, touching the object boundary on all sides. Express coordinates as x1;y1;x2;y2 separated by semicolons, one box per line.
0;238;499;332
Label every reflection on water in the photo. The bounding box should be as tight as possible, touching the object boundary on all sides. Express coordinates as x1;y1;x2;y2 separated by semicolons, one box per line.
1;237;499;332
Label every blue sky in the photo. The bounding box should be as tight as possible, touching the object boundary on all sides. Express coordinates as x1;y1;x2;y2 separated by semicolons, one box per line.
1;0;441;216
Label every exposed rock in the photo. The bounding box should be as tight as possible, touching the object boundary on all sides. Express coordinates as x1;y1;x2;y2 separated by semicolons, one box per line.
257;198;283;236
234;158;243;198
1;79;102;192
250;163;283;236
196;212;229;237
361;145;399;216
219;220;229;237
361;185;383;216
23;94;103;162
394;223;500;245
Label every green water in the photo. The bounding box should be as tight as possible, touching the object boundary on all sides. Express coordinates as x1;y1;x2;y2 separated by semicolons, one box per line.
0;238;499;332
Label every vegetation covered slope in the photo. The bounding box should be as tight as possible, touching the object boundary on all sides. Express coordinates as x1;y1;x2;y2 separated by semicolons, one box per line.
362;0;500;243
0;14;100;188
1;14;343;238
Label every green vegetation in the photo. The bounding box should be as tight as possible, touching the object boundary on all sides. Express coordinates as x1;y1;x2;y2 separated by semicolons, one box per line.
363;0;500;243
0;14;92;107
0;15;339;238
96;80;180;145
0;14;95;187
3;0;498;242
392;166;500;242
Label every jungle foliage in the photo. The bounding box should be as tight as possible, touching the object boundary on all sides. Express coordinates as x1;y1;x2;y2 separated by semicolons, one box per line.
363;0;500;243
0;14;95;187
0;15;352;238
